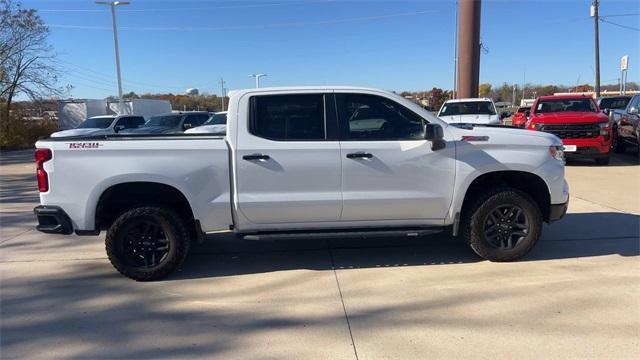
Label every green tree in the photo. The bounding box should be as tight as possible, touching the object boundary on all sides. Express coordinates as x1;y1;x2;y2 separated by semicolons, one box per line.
479;83;492;97
1;0;63;134
428;87;447;111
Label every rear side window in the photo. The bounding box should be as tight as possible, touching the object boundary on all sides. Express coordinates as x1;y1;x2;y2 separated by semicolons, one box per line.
184;114;209;127
250;94;325;140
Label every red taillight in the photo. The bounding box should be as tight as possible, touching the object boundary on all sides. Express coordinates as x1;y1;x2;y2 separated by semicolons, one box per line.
35;148;52;192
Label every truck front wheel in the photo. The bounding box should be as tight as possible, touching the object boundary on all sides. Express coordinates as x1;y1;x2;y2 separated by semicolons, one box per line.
611;128;626;154
462;188;543;262
106;206;191;281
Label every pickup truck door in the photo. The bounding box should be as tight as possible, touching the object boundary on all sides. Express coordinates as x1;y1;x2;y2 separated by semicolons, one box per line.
335;93;456;222
234;93;342;224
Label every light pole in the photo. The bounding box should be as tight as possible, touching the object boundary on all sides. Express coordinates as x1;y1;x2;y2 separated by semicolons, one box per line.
219;77;226;111
96;1;129;114
249;74;267;88
591;0;601;97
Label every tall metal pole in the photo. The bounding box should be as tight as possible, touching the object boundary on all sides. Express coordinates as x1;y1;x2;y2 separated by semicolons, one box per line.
249;74;267;88
456;0;482;99
96;1;129;114
110;4;124;113
219;77;226;111
453;1;459;99
592;0;601;97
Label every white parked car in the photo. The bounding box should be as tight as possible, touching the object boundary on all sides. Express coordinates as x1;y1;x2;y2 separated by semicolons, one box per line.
438;98;502;125
34;86;568;281
184;111;228;134
50;115;146;138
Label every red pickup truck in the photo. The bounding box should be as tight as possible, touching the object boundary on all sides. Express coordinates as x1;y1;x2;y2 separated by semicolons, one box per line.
526;95;611;165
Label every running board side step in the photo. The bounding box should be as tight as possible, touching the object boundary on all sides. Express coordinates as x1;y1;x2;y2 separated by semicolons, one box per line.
241;228;444;241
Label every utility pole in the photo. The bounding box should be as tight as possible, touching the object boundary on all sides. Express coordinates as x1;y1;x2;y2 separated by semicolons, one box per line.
522;70;526;99
453;1;459;99
219;77;226;111
456;0;482;99
96;1;130;114
249;74;267;88
591;0;601;97
512;85;516;107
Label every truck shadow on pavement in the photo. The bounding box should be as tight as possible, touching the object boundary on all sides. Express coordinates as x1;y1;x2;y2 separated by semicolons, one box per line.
174;211;640;280
1;212;638;358
566;152;639;167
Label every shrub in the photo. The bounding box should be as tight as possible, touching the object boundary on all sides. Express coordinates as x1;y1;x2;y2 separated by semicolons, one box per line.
0;113;58;150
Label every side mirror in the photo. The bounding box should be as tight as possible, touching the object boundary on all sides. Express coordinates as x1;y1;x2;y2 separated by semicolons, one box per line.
114;125;125;133
183;123;193;130
629;107;639;115
425;123;446;151
525;110;531;118
602;109;609;115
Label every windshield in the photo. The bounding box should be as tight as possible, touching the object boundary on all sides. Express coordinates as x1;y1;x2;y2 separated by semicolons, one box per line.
599;97;630;110
536;98;596;113
77;117;115;129
517;107;530;113
204;113;227;125
439;101;496;116
145;115;182;127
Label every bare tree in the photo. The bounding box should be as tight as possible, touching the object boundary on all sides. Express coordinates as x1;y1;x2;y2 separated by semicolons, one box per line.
1;0;62;133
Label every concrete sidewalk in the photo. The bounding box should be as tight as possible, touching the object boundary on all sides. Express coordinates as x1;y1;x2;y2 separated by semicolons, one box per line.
1;149;639;359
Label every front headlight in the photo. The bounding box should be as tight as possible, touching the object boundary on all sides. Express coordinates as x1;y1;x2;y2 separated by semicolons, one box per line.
598;121;610;136
549;145;565;163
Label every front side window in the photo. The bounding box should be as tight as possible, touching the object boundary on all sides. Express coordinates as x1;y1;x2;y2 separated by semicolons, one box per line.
251;94;325;140
337;94;425;140
439;101;497;116
536;98;596;113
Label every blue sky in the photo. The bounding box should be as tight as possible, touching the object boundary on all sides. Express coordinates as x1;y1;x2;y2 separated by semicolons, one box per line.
22;0;640;98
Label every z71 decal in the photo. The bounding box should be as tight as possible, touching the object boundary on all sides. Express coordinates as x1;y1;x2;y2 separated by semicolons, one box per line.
67;142;103;149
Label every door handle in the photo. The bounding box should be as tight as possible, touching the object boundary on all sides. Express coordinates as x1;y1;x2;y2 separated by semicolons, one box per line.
243;153;270;161
346;152;373;159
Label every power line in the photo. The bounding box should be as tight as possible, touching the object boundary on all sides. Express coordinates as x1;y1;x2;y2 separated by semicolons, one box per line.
46;9;440;32
38;0;337;13
599;13;640;18
58;59;192;90
600;18;640;32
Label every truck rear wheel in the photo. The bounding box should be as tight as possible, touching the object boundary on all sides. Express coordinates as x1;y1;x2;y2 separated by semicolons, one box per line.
106;206;190;281
462;188;542;262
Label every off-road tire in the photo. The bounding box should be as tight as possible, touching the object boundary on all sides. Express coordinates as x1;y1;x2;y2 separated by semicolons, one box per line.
106;206;190;281
461;187;543;262
612;128;626;153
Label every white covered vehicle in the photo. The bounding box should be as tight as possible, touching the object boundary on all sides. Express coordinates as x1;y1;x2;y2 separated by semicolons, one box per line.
34;86;569;281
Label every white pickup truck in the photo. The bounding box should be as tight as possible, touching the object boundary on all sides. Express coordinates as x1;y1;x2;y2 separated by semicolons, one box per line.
34;87;569;281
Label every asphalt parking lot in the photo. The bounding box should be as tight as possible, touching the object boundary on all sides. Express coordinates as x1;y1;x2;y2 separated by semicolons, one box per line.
1;149;639;359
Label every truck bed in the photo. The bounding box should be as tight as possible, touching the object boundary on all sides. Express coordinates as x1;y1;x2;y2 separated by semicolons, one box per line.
36;135;232;232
